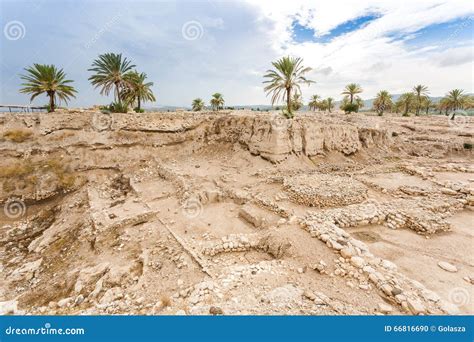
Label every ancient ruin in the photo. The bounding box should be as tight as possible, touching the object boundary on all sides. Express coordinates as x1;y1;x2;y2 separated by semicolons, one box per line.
0;110;472;316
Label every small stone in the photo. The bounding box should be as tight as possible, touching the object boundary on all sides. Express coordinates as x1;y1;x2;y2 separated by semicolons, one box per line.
381;259;397;271
340;247;354;259
407;298;425;315
350;256;365;268
74;295;84;305
57;297;73;308
437;261;457;273
209;306;224;315
380;284;393;296
391;288;402;296
303;290;316;301
377;303;393;314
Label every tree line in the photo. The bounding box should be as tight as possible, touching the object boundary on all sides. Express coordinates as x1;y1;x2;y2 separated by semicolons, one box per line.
18;53;473;118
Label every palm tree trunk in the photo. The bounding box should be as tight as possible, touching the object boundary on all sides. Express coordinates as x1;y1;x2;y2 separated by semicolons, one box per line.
137;96;141;112
49;93;55;112
286;88;291;112
115;82;121;105
350;94;353;104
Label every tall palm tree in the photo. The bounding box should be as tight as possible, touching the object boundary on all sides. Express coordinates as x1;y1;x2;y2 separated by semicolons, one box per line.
398;92;415;117
326;97;334;113
123;71;155;112
341;83;363;105
210;93;224;111
263;56;314;116
308;94;320;111
373;90;393;116
19;64;77;112
88;53;135;105
413;84;429;116
192;98;205;111
445;89;467;111
444;89;468;119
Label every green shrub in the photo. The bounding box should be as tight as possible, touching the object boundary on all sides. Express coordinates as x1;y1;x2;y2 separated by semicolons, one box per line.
133;107;145;113
464;143;473;150
108;102;129;113
343;103;359;113
281;107;293;119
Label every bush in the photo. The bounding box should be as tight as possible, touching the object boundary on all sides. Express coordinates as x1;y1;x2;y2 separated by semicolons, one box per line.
464;143;473;150
108;102;129;113
133;107;145;113
343;103;359;114
281;107;294;119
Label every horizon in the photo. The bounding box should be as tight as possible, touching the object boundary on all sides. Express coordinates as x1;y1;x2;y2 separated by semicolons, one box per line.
1;0;473;108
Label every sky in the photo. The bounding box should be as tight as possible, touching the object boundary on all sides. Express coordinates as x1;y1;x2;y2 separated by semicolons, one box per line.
0;0;473;108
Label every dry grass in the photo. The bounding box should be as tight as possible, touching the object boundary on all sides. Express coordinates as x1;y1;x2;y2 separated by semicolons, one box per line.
0;157;80;193
159;294;171;308
0;163;34;178
3;129;33;143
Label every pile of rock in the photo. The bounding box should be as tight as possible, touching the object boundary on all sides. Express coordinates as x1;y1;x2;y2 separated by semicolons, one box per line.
402;211;451;234
187;281;222;305
284;174;368;208
300;216;455;315
303;196;461;234
202;234;257;256
304;201;387;229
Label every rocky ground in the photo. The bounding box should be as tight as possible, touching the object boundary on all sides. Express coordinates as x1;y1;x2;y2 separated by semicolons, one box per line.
0;109;472;316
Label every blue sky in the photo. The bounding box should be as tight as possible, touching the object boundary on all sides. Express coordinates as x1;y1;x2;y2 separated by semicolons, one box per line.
0;0;473;108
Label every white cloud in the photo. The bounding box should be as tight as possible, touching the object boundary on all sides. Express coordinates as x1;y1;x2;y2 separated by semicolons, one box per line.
247;0;474;99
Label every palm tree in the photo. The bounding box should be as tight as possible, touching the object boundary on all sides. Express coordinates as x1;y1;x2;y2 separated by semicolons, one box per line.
341;83;363;105
445;89;467;111
263;56;314;117
413;84;429;116
397;92;415;116
123;71;155;112
19;64;77;112
192;98;205;111
326;97;334;113
438;97;451;115
421;97;433;115
210;93;224;111
308;95;320;111
355;97;364;111
291;93;303;111
319;99;328;112
88;53;135;105
444;89;468;119
373;90;393;116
